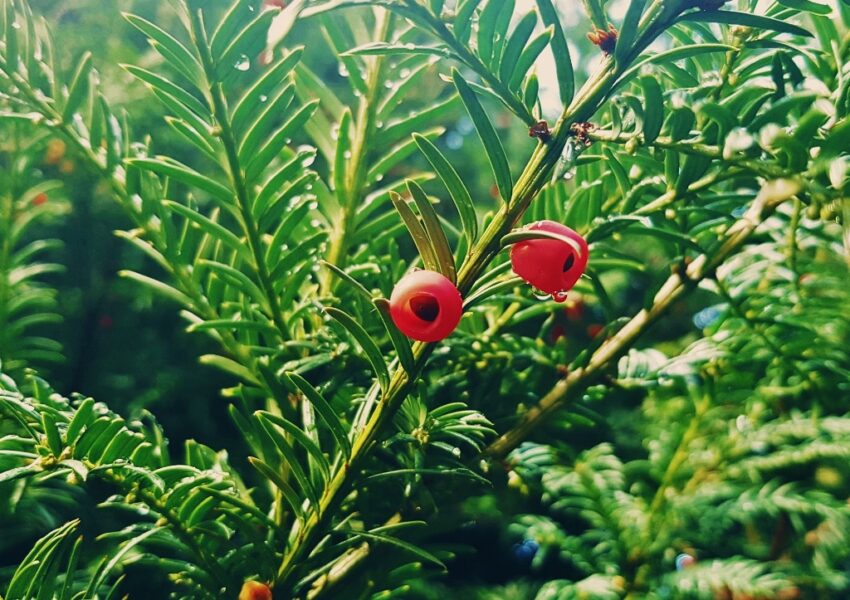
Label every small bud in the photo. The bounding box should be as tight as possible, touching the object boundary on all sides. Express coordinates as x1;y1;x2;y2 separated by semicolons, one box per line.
528;120;550;140
569;121;596;147
44;139;66;165
587;24;618;55
240;581;273;600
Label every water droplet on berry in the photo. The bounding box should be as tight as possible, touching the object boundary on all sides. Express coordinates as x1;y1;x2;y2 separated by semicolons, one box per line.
552;290;569;303
234;55;251;71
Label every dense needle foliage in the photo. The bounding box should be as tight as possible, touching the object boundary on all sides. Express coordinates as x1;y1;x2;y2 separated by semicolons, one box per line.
0;0;849;598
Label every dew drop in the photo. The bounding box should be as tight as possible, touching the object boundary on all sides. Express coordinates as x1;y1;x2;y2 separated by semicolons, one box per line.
552;290;569;303
259;94;268;102
399;67;411;78
451;447;462;458
11;21;21;29
533;290;551;301
234;55;251;71
343;150;352;159
338;64;349;77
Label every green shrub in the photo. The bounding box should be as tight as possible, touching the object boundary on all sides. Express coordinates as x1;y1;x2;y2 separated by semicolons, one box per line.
0;0;848;598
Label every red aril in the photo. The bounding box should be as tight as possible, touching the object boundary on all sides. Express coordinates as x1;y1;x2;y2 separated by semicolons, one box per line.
389;270;463;342
510;221;588;302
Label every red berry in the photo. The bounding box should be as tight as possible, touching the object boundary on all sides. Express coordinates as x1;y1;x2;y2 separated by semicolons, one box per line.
239;581;272;600
564;298;585;321
510;221;588;302
389;270;463;342
32;193;48;206
586;323;604;339
549;323;566;344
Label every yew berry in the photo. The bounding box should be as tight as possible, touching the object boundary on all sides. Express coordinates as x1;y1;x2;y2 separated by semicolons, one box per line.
239;581;272;600
389;270;463;342
510;221;588;302
586;323;605;339
564;297;585;321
